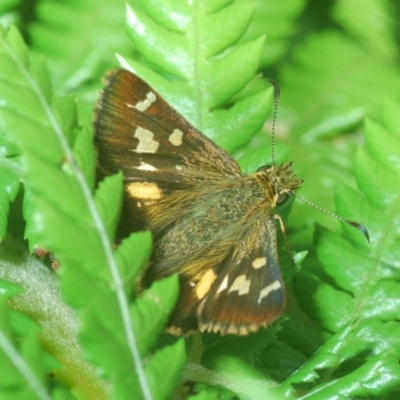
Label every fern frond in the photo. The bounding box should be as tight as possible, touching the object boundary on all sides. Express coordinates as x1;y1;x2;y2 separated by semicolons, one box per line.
282;100;400;399
29;0;130;92
332;0;397;61
0;25;184;400
239;0;306;67
121;0;273;154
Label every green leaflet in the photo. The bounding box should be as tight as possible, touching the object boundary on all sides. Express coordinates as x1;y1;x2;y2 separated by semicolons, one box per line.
30;0;130;92
333;0;397;61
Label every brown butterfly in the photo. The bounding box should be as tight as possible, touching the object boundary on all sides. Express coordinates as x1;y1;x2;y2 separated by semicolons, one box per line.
94;68;367;335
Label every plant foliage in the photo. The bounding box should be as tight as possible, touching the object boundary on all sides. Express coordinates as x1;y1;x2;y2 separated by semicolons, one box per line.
0;0;400;399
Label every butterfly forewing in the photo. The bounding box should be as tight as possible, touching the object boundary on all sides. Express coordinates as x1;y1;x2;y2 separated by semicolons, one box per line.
94;68;241;185
94;68;241;234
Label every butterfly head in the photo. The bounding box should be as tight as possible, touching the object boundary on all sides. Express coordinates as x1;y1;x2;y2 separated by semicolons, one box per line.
257;161;303;206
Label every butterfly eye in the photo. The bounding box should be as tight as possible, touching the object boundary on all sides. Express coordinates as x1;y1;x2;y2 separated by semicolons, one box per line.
276;192;289;205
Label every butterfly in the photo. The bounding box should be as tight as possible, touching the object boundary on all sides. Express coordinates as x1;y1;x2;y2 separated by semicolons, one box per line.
93;68;367;336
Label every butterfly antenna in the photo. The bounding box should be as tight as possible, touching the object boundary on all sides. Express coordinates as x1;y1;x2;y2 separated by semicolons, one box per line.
292;192;370;242
268;79;280;167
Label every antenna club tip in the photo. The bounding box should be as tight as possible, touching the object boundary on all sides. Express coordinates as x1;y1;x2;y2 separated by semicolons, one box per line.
350;221;370;243
359;224;370;243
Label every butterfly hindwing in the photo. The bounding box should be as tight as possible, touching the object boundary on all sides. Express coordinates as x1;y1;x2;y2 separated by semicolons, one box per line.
165;215;285;335
198;216;284;335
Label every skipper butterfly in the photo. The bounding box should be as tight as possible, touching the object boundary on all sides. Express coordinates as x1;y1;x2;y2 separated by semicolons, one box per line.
94;69;368;335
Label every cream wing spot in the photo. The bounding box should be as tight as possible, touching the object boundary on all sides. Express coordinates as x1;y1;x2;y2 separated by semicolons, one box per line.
252;257;267;269
258;281;282;304
195;269;217;300
168;129;183;146
127;182;162;200
216;275;229;294
228;274;251;295
136;162;157;171
128;91;156;112
133;127;159;153
147;91;156;102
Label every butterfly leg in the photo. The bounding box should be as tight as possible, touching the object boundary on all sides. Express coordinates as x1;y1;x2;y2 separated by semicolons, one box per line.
273;214;295;266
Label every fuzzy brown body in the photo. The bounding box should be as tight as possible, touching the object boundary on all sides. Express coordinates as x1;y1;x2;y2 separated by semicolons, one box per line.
94;69;303;335
147;174;273;272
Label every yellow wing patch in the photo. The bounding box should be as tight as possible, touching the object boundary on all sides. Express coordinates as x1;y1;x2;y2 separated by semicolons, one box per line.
127;182;162;200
